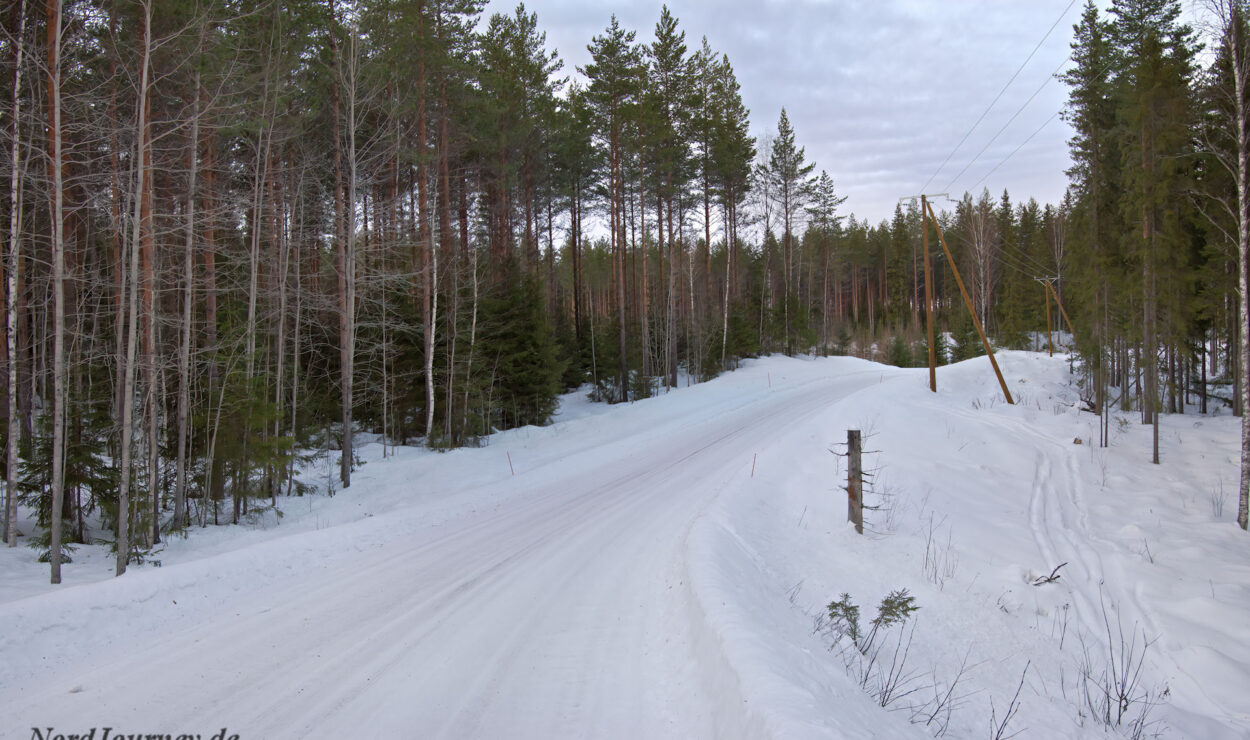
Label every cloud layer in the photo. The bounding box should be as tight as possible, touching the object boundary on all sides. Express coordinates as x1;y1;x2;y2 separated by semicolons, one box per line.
484;0;1085;224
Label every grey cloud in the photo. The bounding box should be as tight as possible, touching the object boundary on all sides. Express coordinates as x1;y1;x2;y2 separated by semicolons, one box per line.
486;0;1082;222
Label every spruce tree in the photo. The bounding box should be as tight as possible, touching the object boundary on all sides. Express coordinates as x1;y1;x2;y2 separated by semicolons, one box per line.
1062;0;1124;439
759;108;815;353
1110;0;1199;462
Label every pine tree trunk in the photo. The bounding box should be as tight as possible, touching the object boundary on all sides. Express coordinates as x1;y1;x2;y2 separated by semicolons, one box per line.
415;4;435;442
47;0;67;582
667;189;677;387
721;197;733;370
614;129;627;403
330;14;355;485
107;9;124;444
1142;117;1160;465
174;69;201;532
462;243;479;438
572;183;583;341
141;69;158;545
345;37;359;484
638;187;648;378
703;170;712;319
288;187;303;495
271;154;289;503
202;112;222;513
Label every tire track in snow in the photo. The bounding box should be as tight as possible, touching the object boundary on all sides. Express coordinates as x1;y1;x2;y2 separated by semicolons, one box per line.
944;400;1231;724
8;368;880;739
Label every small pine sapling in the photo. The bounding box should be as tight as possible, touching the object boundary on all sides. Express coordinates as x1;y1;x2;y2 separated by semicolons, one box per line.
824;588;919;655
825;593;862;647
864;588;920;655
821;589;924;709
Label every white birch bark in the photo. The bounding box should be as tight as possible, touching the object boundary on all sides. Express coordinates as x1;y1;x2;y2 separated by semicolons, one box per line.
5;0;27;548
117;2;152;576
1230;2;1250;528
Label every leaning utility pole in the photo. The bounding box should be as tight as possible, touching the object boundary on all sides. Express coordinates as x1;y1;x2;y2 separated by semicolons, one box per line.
1041;278;1076;342
904;193;1013;405
923;198;1013;405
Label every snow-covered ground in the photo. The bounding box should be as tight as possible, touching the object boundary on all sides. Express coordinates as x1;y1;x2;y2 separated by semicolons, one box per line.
2;352;1248;739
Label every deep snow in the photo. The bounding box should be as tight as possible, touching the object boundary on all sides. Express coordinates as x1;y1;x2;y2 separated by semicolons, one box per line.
2;351;1248;739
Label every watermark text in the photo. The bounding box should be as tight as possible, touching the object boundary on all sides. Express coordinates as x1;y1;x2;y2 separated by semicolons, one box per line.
31;728;240;740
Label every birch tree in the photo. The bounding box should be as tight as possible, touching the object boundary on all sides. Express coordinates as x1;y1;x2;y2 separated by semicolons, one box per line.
4;0;27;548
1202;0;1250;527
116;0;154;576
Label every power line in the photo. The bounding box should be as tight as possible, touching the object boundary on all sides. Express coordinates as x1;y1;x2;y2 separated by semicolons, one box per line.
919;0;1079;194
943;54;1071;193
998;247;1053;280
928;198;1060;278
969;111;1060;193
963;50;1121;200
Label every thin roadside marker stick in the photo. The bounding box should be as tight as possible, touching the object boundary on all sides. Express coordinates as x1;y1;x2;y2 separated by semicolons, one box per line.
751;453;758;477
507;451;515;476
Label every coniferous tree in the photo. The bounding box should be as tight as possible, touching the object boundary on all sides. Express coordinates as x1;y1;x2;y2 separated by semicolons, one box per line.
1062;0;1123;441
647;6;692;387
709;52;755;367
584;17;643;402
1111;0;1199;462
759;108;815;353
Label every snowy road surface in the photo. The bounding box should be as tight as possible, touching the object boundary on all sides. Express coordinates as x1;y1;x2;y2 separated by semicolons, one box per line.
5;365;883;739
7;353;1250;739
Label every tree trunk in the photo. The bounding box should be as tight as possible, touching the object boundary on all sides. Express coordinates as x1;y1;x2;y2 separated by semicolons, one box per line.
141;61;158;545
1222;0;1250;528
415;3;436;442
173;68;201;532
613;126;627;403
202;109;222;511
667;189;678;387
46;0;67;582
721;197;733;370
117;1;152;575
330;14;356;486
4;0;26;548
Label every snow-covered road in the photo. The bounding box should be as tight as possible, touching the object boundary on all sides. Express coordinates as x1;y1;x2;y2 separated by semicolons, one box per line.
8;353;1250;739
6;367;882;739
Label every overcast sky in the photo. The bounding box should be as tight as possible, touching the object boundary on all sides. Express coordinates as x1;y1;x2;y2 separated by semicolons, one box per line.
477;0;1149;226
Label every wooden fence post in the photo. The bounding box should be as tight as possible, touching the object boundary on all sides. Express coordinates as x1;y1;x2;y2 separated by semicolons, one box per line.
847;429;863;534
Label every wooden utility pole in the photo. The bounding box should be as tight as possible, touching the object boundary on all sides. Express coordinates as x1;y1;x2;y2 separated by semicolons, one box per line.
1043;279;1077;343
847;429;863;535
925;199;1013;405
902;194;945;392
1044;280;1053;356
922;196;936;391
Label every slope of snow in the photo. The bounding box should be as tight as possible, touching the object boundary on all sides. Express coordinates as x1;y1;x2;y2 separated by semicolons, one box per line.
694;352;1250;738
2;352;1247;738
